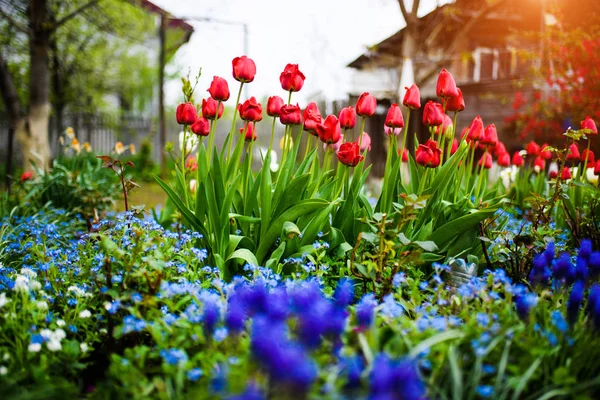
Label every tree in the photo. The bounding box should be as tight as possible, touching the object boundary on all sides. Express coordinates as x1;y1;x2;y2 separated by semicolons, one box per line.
394;0;508;91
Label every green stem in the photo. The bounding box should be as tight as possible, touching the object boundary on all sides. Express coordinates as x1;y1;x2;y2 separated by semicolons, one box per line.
417;167;429;195
304;132;313;160
226;83;244;160
401;109;411;155
581;138;592;181
207;101;221;163
475;148;488;200
358;117;366;146
269;116;277;153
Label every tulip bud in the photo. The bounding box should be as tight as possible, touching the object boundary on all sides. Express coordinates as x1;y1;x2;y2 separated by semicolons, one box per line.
190;116;210;136
280;104;303;125
238;97;263;122
435;114;453;136
533;156;546;172
436;69;458;98
548;166;558;179
467;116;484;141
512;151;524;167
422;101;444;127
497;152;510;167
566;143;581;161
202;98;224;120
339;106;357;129
303;103;322;134
176;102;198;125
478;153;493;169
185;155;198;171
385;104;404;128
526;141;540;157
267;96;285;117
359;132;371;152
400;148;409;162
208;76;230;101
280;64;306;92
594;160;600;176
189;179;197;194
402;84;421;109
446;88;465;112
356;92;377;117
582;149;595;164
232;56;257;83
316;115;342;144
337;141;364;167
561;166;572;180
480;124;498;147
240;122;257;141
20;171;34;183
581;116;598;135
540;144;552;160
450;139;459;156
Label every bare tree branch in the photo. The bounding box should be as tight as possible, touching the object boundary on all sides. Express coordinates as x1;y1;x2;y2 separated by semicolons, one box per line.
0;7;27;33
397;0;411;23
411;0;420;17
53;0;100;30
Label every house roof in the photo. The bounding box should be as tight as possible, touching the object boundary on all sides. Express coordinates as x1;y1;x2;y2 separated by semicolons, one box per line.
134;0;194;50
347;0;540;70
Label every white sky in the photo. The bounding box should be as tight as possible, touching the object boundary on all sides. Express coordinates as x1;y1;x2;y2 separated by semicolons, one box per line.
153;0;444;105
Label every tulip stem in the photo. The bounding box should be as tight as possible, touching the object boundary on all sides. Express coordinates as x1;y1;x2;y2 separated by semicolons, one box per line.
226;83;244;160
358;117;366;147
475;148;488;200
269;117;277;154
207;101;221;164
304;132;313;160
417;167;429;195
181;125;190;207
401;109;411;156
581;139;592;182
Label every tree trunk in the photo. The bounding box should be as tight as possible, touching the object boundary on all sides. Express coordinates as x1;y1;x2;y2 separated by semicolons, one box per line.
23;0;52;171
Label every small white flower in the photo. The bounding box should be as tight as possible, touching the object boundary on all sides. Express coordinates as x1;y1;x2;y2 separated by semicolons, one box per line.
40;329;53;340
28;343;41;353
30;281;41;291
0;366;7;376
179;131;199;154
13;275;29;293
56;319;66;327
104;302;112;311
99;328;107;335
46;339;62;352
36;301;48;310
80;343;89;353
2;353;9;361
20;268;37;279
0;293;9;308
53;329;66;341
79;309;92;319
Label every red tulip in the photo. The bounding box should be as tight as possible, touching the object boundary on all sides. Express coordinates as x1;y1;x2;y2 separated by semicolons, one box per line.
478;152;493;169
467;116;484;141
581;116;598;135
303;102;322;133
279;104;303;125
594;160;600;176
20;171;33;183
422;101;444;127
582;149;595;164
402;84;421;109
498;152;510;167
240;122;257;141
385;104;404;128
339;106;357;129
512;151;524;167
202;98;224;120
267;96;284;117
356;92;377;117
280;64;306;92
566;143;580;161
416;139;441;168
561;167;572;180
238;97;263;122
540;144;552;160
317;115;342;144
450;139;459;155
480;124;498;146
435;114;453;136
208;76;230;101
337;141;364;167
326;135;343;153
232;56;256;83
176;102;197;125
190;116;210;136
446;88;465;112
436;69;458;98
400;148;409;162
533;156;546;171
493;142;506;157
526;141;540;157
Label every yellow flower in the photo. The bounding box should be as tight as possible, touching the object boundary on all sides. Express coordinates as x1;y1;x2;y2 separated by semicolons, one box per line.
65;127;75;139
71;138;81;154
129;143;136;155
83;142;92;152
279;135;293;151
114;142;125;155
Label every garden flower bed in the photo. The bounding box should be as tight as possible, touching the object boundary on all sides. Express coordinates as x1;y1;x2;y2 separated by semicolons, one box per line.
1;57;600;399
